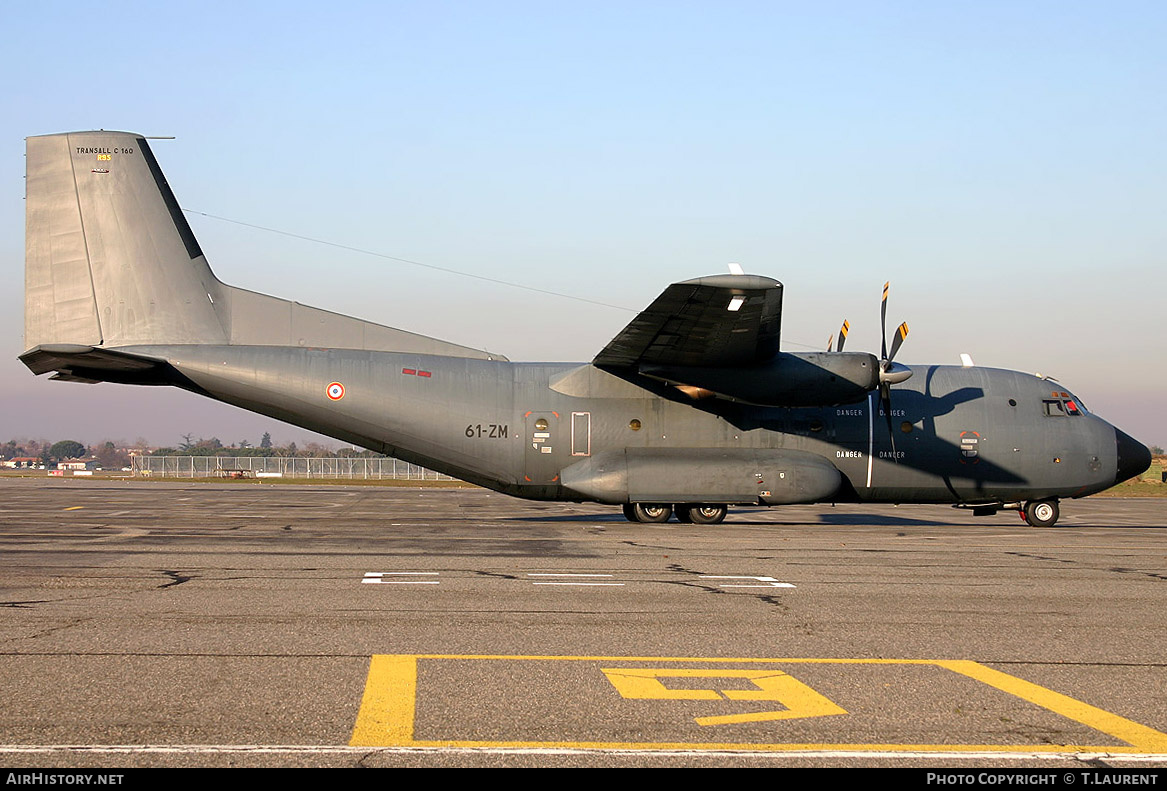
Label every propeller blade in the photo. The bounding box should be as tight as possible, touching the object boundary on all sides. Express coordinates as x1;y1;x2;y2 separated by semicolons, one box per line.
880;281;889;360
835;319;849;353
881;383;898;461
888;321;909;363
827;335;834;353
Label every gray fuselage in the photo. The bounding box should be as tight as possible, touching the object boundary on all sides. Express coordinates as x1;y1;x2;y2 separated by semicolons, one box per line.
125;343;1134;507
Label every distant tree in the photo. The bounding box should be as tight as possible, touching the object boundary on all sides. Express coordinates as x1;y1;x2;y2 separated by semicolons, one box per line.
93;441;129;470
186;437;224;454
260;432;272;449
179;433;195;451
1151;445;1164;456
303;442;331;457
49;440;86;460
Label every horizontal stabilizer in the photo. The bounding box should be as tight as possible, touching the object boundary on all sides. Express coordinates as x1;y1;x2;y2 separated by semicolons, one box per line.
20;344;176;386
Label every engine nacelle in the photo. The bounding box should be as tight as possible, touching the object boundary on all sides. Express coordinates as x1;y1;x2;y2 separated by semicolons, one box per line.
641;351;880;407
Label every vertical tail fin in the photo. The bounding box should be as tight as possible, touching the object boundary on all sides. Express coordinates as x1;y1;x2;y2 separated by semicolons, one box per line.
24;131;228;349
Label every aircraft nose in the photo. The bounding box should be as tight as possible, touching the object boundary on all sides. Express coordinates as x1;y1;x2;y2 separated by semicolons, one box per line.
1114;428;1152;485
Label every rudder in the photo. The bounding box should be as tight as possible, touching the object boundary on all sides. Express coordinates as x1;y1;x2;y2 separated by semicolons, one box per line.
24;131;228;350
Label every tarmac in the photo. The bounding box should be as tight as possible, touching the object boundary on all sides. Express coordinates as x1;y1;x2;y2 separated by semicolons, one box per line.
0;477;1164;767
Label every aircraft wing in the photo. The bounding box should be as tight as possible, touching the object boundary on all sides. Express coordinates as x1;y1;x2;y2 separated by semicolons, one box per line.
593;275;783;369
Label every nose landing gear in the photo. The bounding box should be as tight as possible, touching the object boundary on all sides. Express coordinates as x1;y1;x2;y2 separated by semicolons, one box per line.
1022;499;1060;527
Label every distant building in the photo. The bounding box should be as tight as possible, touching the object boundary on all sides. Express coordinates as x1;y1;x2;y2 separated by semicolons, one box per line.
2;457;40;469
57;458;101;471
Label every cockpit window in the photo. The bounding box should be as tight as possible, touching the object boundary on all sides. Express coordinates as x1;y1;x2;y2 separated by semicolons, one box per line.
1044;398;1084;417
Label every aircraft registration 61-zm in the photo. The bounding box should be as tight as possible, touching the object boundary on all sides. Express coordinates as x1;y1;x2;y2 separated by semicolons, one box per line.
21;131;1151;527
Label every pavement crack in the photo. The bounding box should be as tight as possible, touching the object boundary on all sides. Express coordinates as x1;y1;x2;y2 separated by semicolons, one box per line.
753;594;791;612
158;569;192;589
20;617;93;641
1005;552;1075;564
0;600;52;608
619;541;686;551
1009;553;1165;581
1107;566;1167;581
473;570;520;580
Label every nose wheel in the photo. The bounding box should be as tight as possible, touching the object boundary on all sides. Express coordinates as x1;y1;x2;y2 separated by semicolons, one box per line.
1022;499;1060;527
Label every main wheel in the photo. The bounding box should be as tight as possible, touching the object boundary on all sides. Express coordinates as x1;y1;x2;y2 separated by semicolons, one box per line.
621;504;637;522
631;503;673;523
688;504;727;525
1024;499;1060;527
673;505;693;523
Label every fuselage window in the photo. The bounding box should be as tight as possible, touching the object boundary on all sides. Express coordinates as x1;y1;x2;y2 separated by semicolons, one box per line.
1043;400;1066;417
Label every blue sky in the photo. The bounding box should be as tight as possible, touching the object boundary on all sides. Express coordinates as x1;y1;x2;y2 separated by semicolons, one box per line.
2;1;1164;448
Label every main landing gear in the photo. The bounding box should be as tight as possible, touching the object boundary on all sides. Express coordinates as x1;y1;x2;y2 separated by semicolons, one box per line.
622;503;728;524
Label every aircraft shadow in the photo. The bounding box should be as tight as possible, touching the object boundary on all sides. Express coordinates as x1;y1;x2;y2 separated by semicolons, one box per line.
504;512;951;527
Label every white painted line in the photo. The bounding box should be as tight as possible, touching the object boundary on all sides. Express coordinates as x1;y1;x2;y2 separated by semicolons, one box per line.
700;575;796;589
527;573;614;578
362;572;440;585
532;582;625;587
362;580;440;585
1;745;1164;763
700;575;777;581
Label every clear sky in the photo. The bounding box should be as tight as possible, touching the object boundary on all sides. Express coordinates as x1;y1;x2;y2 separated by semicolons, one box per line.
2;1;1164;449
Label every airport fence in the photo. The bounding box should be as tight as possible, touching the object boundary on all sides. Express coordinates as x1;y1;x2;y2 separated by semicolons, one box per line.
132;455;455;480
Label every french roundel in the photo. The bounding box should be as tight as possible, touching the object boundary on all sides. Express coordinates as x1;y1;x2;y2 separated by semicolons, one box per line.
326;382;345;400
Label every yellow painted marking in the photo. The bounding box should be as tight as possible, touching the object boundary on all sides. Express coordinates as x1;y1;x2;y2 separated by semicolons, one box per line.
350;655;416;747
63;506;84;511
601;668;846;726
938;660;1167;753
349;655;1167;752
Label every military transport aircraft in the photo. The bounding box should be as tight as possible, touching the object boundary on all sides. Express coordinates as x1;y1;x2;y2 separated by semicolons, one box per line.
20;131;1151;526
